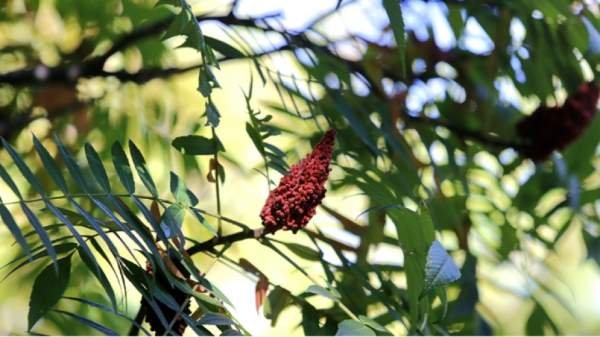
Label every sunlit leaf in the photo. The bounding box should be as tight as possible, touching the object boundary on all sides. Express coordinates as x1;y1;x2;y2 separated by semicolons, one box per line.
335;320;375;336
424;240;461;291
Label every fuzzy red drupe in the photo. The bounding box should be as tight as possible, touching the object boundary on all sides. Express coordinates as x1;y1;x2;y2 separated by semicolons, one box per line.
517;82;600;161
260;129;336;233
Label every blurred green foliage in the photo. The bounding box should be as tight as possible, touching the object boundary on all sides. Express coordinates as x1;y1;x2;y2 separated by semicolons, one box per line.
1;0;600;335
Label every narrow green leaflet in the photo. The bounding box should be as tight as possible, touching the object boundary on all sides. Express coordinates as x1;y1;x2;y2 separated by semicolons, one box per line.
0;204;30;259
32;135;68;193
129;141;158;196
52;309;118;335
160;204;185;240
77;247;116;310
28;254;72;330
170;171;199;206
21;203;58;273
84;143;111;192
424;240;461;291
2;138;45;195
111;142;135;194
197;312;234;326
335;320;375;336
305;285;340;301
382;0;406;78
0;163;22;199
53;135;92;193
280;241;322;261
63;297;151;335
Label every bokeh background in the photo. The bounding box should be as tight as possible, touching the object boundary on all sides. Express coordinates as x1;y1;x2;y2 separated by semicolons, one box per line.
1;0;600;335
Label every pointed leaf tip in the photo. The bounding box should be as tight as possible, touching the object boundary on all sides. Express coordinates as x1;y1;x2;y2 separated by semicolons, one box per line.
424;240;461;290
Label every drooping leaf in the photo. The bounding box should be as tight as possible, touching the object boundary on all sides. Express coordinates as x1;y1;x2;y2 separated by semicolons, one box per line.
172;135;224;156
85;143;111;192
28;254;72;330
53;135;92;193
335;320;375;336
21;203;58;273
2;242;77;281
197;312;234;326
424;240;461;291
160;204;185;239
0;203;30;259
280;241;322;261
263;286;293;325
52;309;118;335
63;297;151;335
305;284;340;301
32;136;68;193
129;141;158;196
169;171;199;206
0;163;23;199
111;142;135;194
77;246;116;310
382;0;406;78
255;275;269;312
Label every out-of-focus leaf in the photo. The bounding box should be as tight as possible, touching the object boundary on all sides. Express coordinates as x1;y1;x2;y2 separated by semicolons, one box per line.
204;36;244;59
52;309;118;335
197;312;234;326
526;303;559;335
0;203;30;259
255;275;269;312
305;284;340;301
263;286;292;325
382;0;406;78
28;254;72;330
335;320;375;336
172;135;224;156
160;204;185;240
280;241;322;261
169;172;198;206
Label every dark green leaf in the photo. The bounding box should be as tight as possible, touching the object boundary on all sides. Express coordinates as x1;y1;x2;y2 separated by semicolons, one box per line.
263;286;292;325
53;135;92;193
204;36;245;59
0;204;30;259
111;142;135;194
129;141;157;196
77;246;116;310
85;143;111;192
2;138;45;195
21;203;57;273
280;242;322;261
0;163;22;199
32;135;67;193
382;0;406;78
170;171;198;206
52;309;118;335
28;254;72;330
172;135;224;155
